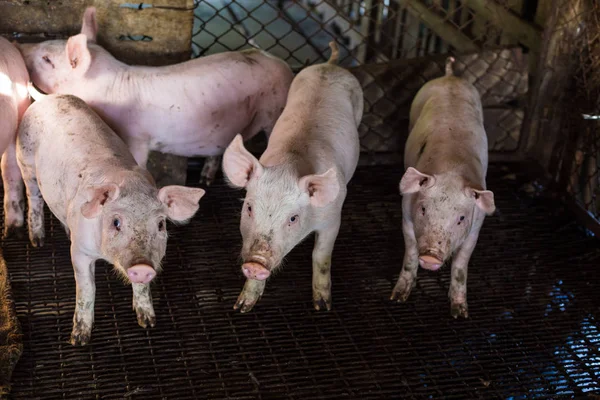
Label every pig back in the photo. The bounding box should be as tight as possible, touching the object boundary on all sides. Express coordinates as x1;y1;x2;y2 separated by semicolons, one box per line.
18;95;138;220
405;76;488;185
261;64;362;184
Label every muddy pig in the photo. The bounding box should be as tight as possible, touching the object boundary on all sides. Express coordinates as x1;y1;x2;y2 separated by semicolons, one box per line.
390;57;495;318
0;37;31;238
18;6;294;186
17;94;205;345
222;42;363;312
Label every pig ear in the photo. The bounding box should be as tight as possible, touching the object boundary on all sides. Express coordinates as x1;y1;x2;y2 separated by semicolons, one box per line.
298;168;340;208
81;7;98;43
81;183;120;219
399;167;435;194
469;188;496;216
66;34;92;74
158;186;205;222
222;134;263;188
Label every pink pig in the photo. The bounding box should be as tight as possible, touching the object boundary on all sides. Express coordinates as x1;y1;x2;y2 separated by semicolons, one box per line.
0;37;31;238
390;57;495;318
18;7;294;185
222;42;363;312
16;93;205;345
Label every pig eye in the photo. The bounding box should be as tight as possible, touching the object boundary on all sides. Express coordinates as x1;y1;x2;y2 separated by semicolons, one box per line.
113;218;121;231
42;56;51;64
158;220;165;231
421;207;426;216
458;216;465;225
289;215;299;224
247;204;252;216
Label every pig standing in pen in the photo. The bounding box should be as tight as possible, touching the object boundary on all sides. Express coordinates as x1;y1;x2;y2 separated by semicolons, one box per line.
18;6;294;185
390;57;495;318
17;94;205;345
222;42;363;312
0;37;31;238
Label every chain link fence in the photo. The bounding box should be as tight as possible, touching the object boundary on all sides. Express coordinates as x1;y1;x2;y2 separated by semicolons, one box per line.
190;0;540;161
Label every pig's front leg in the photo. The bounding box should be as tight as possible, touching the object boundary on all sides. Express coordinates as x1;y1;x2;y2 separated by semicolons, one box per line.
70;248;96;346
448;216;484;319
1;143;25;239
199;155;221;186
391;216;419;302
125;136;150;168
312;219;341;311
234;279;266;313
132;283;156;328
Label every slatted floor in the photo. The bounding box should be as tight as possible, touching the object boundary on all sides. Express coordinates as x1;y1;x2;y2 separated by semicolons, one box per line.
3;164;600;399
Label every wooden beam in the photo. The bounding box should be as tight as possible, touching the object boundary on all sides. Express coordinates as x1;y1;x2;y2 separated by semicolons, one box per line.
397;0;480;53
462;0;542;52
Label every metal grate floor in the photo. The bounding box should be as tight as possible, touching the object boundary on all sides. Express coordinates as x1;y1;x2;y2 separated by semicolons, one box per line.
3;164;600;399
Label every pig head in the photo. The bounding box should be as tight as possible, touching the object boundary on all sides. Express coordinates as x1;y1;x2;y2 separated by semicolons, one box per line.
222;135;340;281
76;175;205;285
400;167;495;271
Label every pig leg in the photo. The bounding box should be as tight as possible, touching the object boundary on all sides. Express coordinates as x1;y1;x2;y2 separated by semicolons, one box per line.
1;143;25;239
448;216;484;319
70;248;96;346
199;155;221;186
234;279;266;313
390;216;419;302
125;137;150;168
312;219;341;311
132;283;156;328
21;164;45;247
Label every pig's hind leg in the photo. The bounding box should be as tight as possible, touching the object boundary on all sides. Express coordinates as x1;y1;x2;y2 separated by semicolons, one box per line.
1;142;25;239
199;156;221;186
391;216;419;302
19;159;45;247
312;219;341;311
234;279;266;313
132;283;156;328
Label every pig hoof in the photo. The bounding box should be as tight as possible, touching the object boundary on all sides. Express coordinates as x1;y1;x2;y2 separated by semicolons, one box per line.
451;302;469;319
136;309;156;328
390;284;413;302
312;291;332;311
3;225;25;240
29;234;44;248
199;176;213;186
233;292;260;313
70;327;92;346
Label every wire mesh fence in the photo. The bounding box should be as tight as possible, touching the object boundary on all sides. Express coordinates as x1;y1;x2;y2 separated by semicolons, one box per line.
523;0;600;230
191;0;540;159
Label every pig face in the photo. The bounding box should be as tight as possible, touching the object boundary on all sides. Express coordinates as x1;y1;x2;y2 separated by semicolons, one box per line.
18;7;98;94
81;179;205;284
400;167;495;271
223;135;339;280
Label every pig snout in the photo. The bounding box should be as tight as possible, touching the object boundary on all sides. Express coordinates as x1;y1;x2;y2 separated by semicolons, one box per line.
127;262;156;284
418;253;444;271
242;261;271;280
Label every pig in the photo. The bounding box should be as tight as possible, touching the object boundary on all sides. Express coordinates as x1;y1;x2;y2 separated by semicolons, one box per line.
0;37;31;238
16;94;205;345
18;6;294;186
222;42;363;312
390;57;495;318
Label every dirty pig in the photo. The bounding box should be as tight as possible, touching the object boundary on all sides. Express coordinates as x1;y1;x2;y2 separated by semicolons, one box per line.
18;6;294;185
390;57;495;318
0;37;31;238
222;42;364;312
16;94;205;345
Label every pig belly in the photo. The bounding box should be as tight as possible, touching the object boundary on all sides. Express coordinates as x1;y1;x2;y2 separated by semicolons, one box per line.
144;110;267;157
